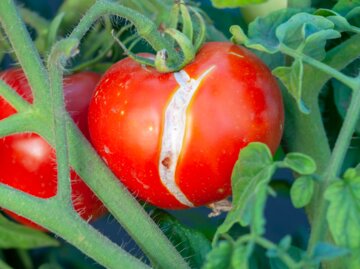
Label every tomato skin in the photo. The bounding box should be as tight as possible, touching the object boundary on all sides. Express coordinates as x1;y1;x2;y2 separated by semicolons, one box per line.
88;42;284;209
0;69;106;229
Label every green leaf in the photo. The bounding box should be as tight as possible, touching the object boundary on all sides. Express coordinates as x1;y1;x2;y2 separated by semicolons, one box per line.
283;152;317;175
314;9;360;33
0;213;59;249
231;243;249;269
347;249;360;269
239;9;298;53
151;210;211;269
276;13;340;60
333;0;360;17
278;236;292;251
202;240;233;269
325;173;360;248
273;60;309;113
215;143;276;239
311;242;349;263
210;0;267;8
290;176;315;208
202;240;249;269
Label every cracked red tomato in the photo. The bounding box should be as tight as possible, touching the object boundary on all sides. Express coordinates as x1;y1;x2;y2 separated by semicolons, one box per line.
0;69;106;229
88;42;284;209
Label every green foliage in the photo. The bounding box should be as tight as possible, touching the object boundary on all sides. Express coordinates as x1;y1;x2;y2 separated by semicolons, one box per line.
210;0;267;8
214;143;276;240
151;210;211;269
0;214;59;249
311;243;348;264
290;176;315;208
325;168;360;249
202;240;249;269
230;8;360;113
283;152;317;175
333;0;360;17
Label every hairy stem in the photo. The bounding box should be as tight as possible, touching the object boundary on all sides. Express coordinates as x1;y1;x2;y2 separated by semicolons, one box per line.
0;0;50;105
0;112;36;138
281;45;359;91
0;80;31;112
47;39;77;202
68;0;180;66
0;184;150;269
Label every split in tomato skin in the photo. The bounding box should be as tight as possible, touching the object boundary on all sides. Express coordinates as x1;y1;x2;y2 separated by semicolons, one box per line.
0;69;106;229
88;42;284;209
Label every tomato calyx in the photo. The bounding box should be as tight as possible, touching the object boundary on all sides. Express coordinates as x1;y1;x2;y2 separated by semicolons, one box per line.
112;1;206;73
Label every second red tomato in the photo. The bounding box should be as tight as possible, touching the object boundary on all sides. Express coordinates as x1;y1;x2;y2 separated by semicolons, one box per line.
0;69;106;229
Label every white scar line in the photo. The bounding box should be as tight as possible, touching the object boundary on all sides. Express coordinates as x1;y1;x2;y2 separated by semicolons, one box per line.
158;66;215;207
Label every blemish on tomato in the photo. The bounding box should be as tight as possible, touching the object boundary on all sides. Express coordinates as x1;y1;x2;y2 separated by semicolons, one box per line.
161;157;171;169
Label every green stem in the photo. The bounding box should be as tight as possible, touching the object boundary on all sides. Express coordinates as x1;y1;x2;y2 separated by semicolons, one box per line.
47;39;77;202
18;7;49;37
16;250;33;269
64;121;190;269
0;184;150;269
238;235;300;269
0;80;31;112
0;259;13;269
0;112;36;138
68;0;180;66
307;87;360;254
280;45;359;91
255;237;301;269
71;25;133;72
0;0;50;106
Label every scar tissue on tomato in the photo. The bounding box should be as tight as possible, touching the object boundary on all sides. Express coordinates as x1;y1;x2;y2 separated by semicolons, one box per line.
88;42;284;209
0;69;106;229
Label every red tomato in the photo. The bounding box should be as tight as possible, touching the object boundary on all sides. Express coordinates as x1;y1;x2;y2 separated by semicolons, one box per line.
0;69;106;229
88;42;284;209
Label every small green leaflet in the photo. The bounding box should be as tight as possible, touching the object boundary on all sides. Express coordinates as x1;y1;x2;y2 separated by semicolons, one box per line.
333;0;360;17
202;240;249;269
214;143;276;240
0;213;59;249
273;60;309;113
230;9;299;53
282;152;317;175
311;243;349;264
210;0;266;8
315;9;360;34
325;169;360;249
275;13;340;60
290;176;315;208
